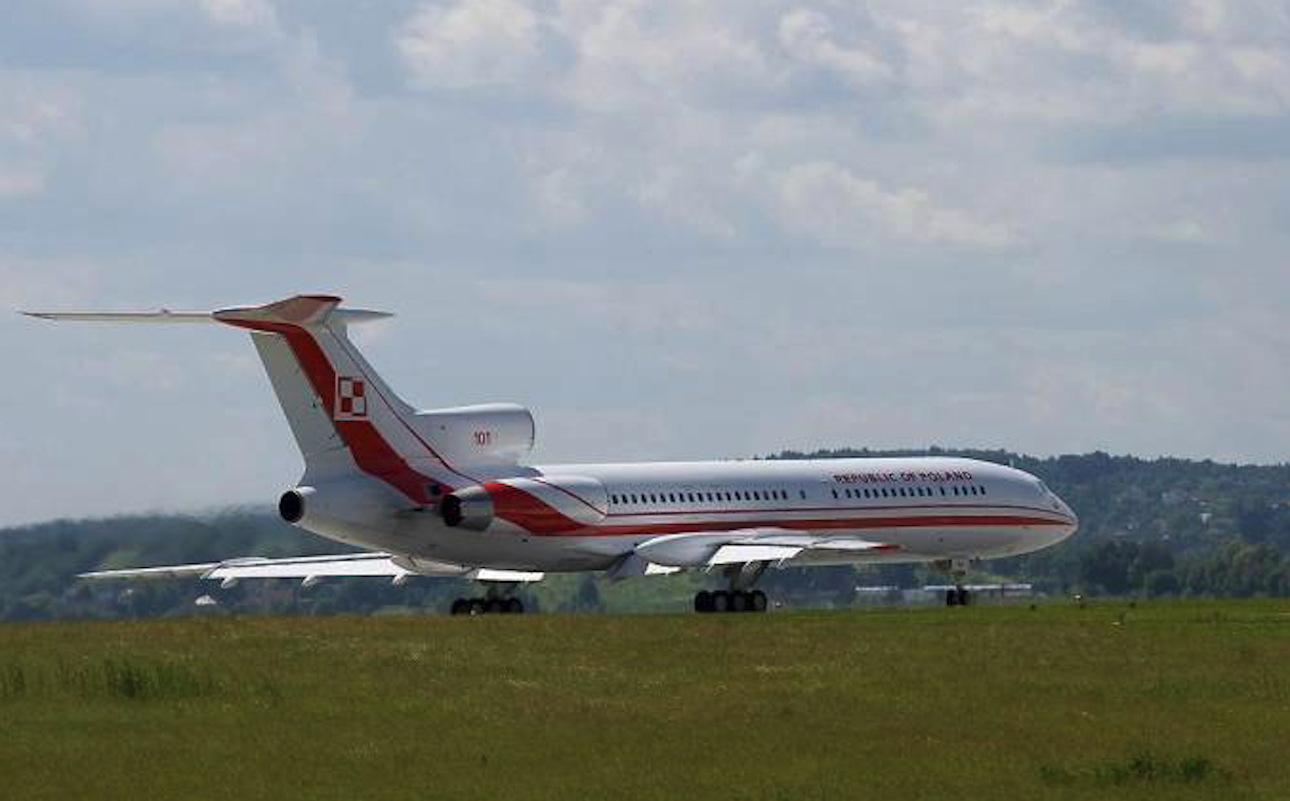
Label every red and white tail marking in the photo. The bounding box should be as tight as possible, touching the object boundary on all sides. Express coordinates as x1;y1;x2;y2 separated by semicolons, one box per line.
335;377;368;420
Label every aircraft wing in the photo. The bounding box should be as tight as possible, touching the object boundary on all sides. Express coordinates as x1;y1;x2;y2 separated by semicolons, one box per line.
80;552;543;585
709;534;900;566
634;529;900;569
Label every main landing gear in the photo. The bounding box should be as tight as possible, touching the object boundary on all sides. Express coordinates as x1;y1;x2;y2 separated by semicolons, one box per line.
450;597;524;615
449;582;525;615
694;589;768;614
945;587;972;607
694;563;770;614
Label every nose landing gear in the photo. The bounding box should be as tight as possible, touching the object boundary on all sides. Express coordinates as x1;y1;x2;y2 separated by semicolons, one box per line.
935;558;976;607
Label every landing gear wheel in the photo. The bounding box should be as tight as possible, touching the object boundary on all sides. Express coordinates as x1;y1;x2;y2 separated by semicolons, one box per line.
450;598;468;616
959;589;972;606
712;591;731;613
694;591;713;613
730;592;749;613
750;590;768;613
504;597;524;615
468;599;486;616
486;598;505;615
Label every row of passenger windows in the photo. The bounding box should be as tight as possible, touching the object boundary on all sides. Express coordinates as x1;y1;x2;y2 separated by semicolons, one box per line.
607;484;989;508
610;488;799;506
832;485;987;499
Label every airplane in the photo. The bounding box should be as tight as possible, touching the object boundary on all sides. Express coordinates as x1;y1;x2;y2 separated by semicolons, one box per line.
24;294;1078;614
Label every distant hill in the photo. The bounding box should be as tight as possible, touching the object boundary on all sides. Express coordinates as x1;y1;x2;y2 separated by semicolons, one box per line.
4;449;1289;620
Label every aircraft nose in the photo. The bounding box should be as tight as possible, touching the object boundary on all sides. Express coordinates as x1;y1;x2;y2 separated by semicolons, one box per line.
1054;494;1079;538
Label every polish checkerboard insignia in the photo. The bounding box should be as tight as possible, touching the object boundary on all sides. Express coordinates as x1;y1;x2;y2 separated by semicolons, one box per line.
335;376;368;421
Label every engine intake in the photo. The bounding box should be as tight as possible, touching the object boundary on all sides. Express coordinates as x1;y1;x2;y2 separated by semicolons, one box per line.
441;485;494;531
278;487;313;524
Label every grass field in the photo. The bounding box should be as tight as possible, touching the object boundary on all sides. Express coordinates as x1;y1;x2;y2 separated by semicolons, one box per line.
2;600;1289;800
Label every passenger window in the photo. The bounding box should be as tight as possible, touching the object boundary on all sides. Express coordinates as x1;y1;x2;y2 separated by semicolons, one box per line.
831;489;838;499
799;490;807;500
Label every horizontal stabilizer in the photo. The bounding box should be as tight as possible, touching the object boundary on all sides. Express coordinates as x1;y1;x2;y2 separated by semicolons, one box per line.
22;310;214;324
22;295;393;328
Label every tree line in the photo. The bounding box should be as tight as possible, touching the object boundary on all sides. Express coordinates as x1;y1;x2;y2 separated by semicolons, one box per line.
3;449;1289;619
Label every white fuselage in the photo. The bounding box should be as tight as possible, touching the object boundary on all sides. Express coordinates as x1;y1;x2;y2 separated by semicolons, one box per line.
298;456;1077;573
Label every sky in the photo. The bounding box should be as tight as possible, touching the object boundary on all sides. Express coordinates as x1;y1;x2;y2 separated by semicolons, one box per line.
3;0;1290;526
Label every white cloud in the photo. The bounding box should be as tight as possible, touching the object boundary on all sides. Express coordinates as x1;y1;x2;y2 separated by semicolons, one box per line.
553;0;778;111
0;166;45;198
528;166;590;227
777;8;893;86
0;79;84;201
397;0;546;89
774;161;1019;250
198;0;278;29
1148;218;1213;244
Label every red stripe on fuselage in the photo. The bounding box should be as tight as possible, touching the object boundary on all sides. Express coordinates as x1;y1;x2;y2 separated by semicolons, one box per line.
485;481;587;534
549;514;1065;538
483;480;1069;538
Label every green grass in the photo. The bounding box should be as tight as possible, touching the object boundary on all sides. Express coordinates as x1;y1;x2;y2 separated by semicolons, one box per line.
2;600;1289;800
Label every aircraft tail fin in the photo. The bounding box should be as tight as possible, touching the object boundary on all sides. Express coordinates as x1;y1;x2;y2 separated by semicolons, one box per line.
22;295;498;503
